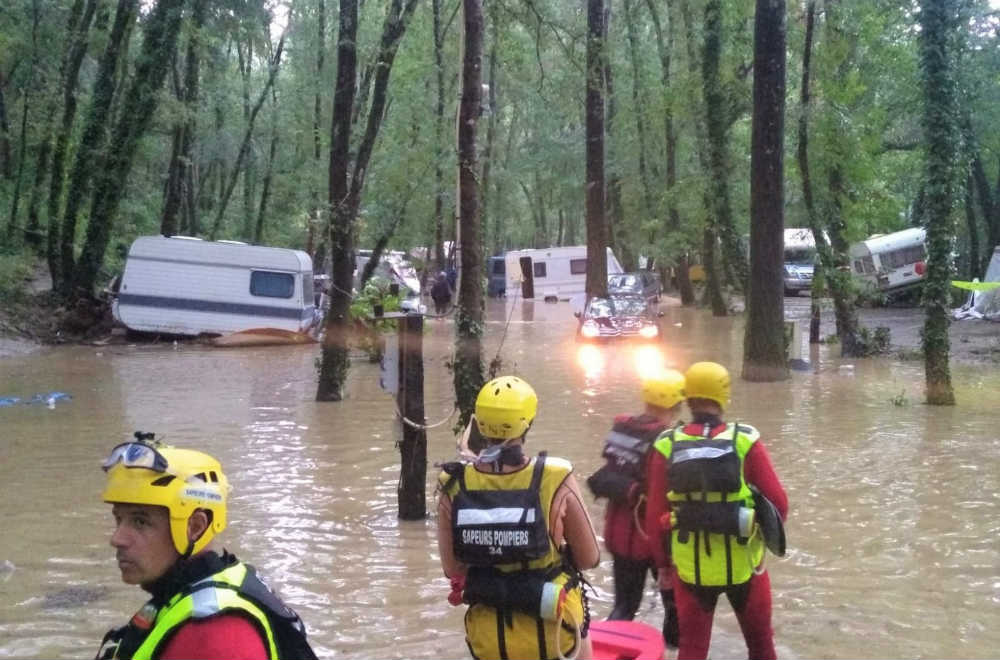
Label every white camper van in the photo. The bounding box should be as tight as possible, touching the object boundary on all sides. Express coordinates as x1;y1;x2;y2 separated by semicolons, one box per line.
848;227;927;293
504;246;624;300
113;236;317;336
783;228;817;296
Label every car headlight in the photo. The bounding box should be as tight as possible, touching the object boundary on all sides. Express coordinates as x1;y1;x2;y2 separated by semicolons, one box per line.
581;321;599;338
639;324;658;338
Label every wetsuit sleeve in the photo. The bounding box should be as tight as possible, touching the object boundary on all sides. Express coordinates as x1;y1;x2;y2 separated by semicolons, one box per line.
157;615;269;660
550;473;601;570
744;441;788;521
644;450;671;570
437;491;466;579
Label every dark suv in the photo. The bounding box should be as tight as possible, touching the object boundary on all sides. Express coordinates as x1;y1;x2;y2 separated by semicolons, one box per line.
575;295;662;342
608;272;661;304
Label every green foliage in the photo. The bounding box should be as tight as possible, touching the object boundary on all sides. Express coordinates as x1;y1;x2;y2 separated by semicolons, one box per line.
0;252;34;303
349;278;404;360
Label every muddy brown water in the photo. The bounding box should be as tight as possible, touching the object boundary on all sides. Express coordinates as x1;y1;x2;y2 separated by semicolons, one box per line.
1;297;998;659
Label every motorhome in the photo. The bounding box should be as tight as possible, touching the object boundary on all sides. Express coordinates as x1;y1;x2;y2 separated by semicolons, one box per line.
113;236;318;336
848;227;927;293
504;246;624;300
783;228;817;296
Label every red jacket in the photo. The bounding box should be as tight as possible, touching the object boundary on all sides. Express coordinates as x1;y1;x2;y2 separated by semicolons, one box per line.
644;421;788;570
602;414;669;560
159;615;269;660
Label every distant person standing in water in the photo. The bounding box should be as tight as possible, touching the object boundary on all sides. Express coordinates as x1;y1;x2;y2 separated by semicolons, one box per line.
431;271;452;315
96;432;317;660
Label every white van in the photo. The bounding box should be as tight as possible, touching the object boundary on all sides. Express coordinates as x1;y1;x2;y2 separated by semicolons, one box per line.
504;246;624;300
783;228;817;296
113;236;317;336
848;227;927;293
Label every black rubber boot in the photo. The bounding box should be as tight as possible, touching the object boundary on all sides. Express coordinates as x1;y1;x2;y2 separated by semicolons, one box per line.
660;588;679;648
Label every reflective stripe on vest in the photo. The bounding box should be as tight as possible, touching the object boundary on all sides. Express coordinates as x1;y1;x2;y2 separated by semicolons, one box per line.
653;423;765;587
131;563;279;660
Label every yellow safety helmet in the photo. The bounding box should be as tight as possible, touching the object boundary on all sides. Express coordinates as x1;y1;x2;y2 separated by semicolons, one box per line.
641;369;686;410
102;435;229;557
684;361;731;410
475;376;538;440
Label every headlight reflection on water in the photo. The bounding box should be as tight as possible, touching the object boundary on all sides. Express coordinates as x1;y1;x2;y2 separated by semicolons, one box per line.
575;343;670;381
576;344;605;378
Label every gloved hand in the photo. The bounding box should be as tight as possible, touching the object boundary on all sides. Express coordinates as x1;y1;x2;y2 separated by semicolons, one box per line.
448;575;466;606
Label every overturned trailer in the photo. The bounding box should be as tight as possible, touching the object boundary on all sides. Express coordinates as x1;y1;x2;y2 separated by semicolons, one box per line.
112;236;319;337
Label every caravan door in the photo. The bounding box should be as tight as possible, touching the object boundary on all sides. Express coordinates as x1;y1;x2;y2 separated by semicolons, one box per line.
519;256;535;299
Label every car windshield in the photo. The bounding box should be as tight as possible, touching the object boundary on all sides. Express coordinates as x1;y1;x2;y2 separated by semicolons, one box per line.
608;275;640;290
586;296;647;317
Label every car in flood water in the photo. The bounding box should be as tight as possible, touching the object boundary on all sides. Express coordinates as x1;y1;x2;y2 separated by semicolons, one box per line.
575;294;663;342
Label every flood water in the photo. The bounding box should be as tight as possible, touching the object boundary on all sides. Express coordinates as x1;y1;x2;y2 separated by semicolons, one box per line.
1;297;998;659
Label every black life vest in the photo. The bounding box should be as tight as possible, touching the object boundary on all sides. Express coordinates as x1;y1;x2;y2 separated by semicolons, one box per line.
586;415;667;504
450;453;551;566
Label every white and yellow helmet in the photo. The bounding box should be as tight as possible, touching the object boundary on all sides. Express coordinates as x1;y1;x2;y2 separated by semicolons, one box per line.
102;435;229;556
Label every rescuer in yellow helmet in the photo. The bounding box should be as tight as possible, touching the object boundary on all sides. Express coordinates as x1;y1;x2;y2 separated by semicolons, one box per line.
644;363;789;660
585;369;685;647
96;432;317;660
437;377;601;659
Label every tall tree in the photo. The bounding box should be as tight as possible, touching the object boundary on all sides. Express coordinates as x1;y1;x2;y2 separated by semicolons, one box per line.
74;0;187;297
453;0;485;427
24;0;98;251
307;0;326;261
56;0;139;294
316;0;421;401
743;0;788;382
645;0;695;305
161;0;206;237
918;0;958;405
585;0;608;299
702;0;746;296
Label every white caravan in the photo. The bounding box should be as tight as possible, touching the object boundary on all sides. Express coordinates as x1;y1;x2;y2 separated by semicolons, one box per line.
848;227;927;293
504;246;624;300
113;236;318;336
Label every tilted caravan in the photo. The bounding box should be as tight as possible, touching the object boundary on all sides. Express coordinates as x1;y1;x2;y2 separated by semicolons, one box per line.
113;236;317;336
504;246;624;300
848;227;927;293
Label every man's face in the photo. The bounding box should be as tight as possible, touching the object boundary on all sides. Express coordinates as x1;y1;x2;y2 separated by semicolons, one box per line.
110;503;180;586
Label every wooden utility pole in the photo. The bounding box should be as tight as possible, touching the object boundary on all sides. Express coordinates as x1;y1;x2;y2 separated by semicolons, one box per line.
396;313;427;519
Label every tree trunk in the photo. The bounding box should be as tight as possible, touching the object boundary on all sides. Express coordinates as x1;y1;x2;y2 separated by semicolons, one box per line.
316;0;421;401
645;0;694;304
432;0;447;272
26;0;98;252
964;174;980;280
480;12;498;258
623;0;656;221
161;0;205;237
702;0;746;296
238;35;256;242
585;0;609;299
209;35;286;240
742;0;788;382
6;82;31;245
680;0;723;311
317;0;360;403
307;0;326;257
453;0;485;428
918;0;957;405
254;87;279;245
602;9;632;271
795;0;827;345
0;70;11;181
57;0;138;295
73;0;185;297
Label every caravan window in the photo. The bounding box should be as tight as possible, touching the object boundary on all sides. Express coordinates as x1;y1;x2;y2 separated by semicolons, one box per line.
534;262;547;278
250;271;295;298
881;245;925;270
570;258;587;275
